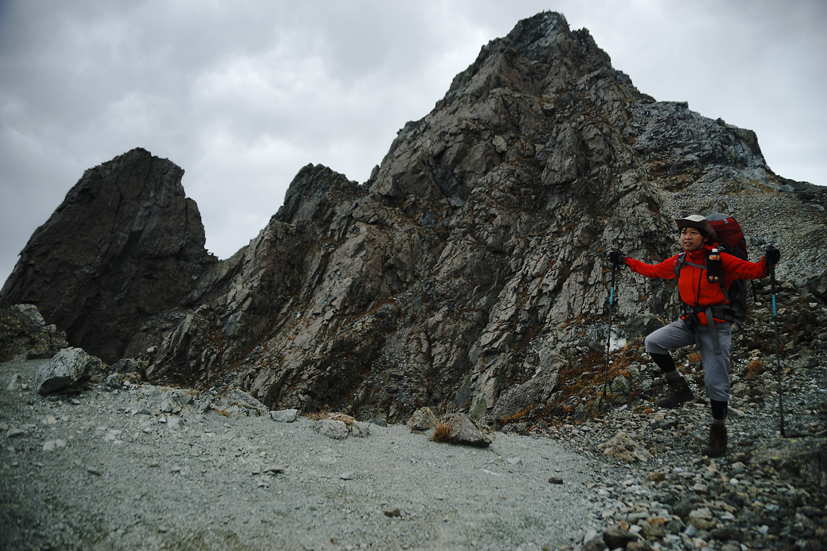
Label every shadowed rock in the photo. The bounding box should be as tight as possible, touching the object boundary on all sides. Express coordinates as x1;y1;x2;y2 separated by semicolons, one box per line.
446;413;492;448
0;148;216;363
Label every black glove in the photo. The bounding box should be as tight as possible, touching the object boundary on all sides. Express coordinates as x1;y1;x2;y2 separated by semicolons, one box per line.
609;248;627;267
764;245;780;266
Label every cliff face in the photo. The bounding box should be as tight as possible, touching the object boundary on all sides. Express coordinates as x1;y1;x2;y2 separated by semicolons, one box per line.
3;12;826;425
0;148;217;363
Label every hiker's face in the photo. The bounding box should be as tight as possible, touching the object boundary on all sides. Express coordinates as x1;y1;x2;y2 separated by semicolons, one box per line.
680;227;706;251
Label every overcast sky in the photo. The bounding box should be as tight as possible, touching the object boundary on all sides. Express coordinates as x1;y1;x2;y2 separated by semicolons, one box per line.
1;0;825;285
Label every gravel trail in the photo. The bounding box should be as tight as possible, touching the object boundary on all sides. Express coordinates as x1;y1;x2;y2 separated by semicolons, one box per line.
4;321;826;551
1;357;611;551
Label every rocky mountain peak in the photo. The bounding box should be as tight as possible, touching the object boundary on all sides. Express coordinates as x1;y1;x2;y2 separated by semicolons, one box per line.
441;11;614;105
3;12;826;429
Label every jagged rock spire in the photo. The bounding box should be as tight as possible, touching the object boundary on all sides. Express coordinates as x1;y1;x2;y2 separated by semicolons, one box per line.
0;148;216;362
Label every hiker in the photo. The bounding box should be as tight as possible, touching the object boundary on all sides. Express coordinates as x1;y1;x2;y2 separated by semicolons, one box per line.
609;215;780;457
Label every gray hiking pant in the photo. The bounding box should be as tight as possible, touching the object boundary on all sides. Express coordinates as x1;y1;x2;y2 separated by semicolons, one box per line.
644;319;732;402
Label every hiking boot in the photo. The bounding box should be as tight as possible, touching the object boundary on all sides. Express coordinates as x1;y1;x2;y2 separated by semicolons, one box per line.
656;374;694;408
702;423;727;457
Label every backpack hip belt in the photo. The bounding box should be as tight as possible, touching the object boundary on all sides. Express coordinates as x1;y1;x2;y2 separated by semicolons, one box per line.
680;304;728;355
681;303;739;324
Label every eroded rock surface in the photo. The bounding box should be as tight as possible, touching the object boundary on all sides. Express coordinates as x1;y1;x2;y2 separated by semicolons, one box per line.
2;12;826;428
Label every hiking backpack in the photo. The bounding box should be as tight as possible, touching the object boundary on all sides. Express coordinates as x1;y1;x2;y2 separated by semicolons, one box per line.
707;213;749;322
674;213;750;323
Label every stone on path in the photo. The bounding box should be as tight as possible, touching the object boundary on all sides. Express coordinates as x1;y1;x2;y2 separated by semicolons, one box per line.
313;419;349;440
35;347;92;395
270;409;298;423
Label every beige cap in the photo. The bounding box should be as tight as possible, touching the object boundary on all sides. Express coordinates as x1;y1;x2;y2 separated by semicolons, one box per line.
675;215;717;240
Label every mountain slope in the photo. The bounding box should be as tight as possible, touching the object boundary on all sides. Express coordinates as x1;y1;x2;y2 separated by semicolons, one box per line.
3;12;826;426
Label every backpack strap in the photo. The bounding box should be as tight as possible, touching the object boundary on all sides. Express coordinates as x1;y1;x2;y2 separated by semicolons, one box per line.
710;247;730;303
674;250;737;329
674;251;707;274
674;252;687;278
718;276;730;303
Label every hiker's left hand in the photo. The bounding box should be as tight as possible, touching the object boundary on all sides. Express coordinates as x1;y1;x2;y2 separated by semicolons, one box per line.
764;246;780;265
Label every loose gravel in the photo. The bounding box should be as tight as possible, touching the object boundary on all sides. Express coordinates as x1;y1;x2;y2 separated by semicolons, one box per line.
2;321;826;551
2;356;618;551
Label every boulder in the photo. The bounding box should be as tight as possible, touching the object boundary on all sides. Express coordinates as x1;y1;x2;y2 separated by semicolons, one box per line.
313;419;349;440
270;409;299;423
159;394;182;414
35;347;94;395
350;421;371;438
603;525;639;549
445;413;491;448
104;373;124;390
406;407;438;431
221;388;269;416
599;430;653;463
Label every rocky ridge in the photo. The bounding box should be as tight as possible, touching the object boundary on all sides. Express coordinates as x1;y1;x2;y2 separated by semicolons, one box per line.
2;10;827;461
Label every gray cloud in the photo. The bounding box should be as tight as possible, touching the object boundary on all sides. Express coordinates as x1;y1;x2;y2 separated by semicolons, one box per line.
2;0;825;286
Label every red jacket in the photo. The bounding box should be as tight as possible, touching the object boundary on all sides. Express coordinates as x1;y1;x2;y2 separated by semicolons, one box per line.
626;246;769;324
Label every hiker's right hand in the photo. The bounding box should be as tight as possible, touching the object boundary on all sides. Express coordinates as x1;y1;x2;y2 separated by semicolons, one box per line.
609;249;627;267
764;246;780;265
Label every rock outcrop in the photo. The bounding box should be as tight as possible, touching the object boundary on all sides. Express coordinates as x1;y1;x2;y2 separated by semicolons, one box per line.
0;148;217;363
2;12;826;427
0;304;68;362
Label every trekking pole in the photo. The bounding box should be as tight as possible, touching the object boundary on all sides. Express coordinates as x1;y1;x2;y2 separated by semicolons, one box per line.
603;261;618;399
769;256;786;437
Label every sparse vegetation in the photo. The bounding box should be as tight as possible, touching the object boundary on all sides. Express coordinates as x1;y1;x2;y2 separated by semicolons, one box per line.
430;420;452;443
746;359;765;378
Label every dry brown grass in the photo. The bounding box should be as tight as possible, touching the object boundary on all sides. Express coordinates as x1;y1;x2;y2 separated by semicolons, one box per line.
501;405;534;426
328;413;356;426
303;411;327;421
430;421;452;443
303;411;356;426
746;360;765;378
